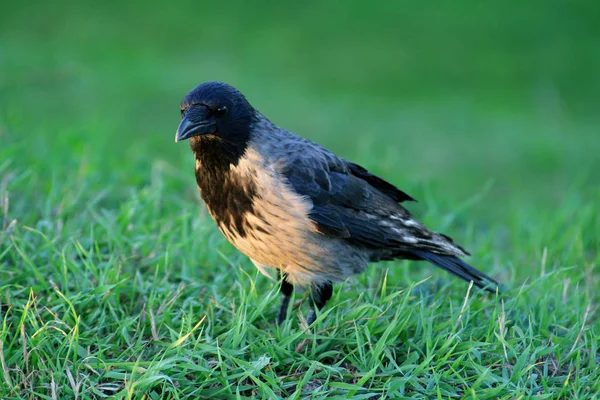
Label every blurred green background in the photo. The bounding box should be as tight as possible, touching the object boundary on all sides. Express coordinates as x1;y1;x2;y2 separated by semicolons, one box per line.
1;0;599;282
2;0;599;279
2;0;599;210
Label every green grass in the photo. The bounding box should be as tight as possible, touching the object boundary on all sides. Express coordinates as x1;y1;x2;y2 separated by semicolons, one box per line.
1;1;599;398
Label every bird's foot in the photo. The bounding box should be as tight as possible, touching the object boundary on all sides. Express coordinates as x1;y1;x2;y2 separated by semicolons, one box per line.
306;308;317;326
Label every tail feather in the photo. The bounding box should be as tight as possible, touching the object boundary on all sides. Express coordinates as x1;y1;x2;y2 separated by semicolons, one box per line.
411;250;498;293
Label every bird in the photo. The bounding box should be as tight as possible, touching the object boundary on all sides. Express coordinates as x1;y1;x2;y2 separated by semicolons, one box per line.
175;81;499;326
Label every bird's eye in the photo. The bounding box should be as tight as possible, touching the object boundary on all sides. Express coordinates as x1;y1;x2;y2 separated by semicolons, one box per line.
216;105;228;116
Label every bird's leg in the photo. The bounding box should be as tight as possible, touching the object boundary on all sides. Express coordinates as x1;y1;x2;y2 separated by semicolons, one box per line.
276;271;294;326
306;282;333;326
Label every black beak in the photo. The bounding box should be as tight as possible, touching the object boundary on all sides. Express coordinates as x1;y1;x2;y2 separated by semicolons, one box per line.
175;117;217;142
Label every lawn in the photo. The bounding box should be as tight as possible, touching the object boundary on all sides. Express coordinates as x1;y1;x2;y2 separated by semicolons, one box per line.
1;1;599;398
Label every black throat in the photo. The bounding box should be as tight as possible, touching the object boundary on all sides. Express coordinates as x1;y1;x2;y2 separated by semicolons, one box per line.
190;134;257;238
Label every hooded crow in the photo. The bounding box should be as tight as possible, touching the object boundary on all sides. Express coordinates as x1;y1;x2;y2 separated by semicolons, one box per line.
175;81;499;326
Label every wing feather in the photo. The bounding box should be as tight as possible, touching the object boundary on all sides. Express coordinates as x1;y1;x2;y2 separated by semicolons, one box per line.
276;143;430;250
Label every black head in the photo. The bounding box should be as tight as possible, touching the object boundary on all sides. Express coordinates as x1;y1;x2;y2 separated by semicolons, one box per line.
175;81;255;146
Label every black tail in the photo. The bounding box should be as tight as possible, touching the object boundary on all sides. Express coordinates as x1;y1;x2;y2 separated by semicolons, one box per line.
411;250;498;293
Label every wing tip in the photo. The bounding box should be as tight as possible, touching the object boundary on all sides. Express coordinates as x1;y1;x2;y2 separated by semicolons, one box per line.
411;250;499;293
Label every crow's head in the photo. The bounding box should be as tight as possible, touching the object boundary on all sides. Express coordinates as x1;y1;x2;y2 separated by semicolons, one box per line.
175;81;255;145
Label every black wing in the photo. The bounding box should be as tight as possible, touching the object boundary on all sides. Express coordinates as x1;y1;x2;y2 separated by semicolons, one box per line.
344;161;416;203
275;141;498;291
277;145;432;250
